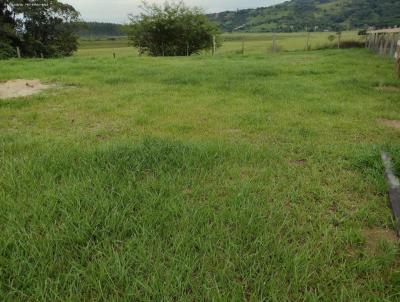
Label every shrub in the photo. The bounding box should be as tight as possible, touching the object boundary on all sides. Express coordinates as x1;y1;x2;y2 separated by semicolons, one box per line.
127;1;220;56
339;40;365;48
313;40;365;50
0;42;16;59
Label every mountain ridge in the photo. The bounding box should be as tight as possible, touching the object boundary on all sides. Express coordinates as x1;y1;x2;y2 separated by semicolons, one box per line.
208;0;400;32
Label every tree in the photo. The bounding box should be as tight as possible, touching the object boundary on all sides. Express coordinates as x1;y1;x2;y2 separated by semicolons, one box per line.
0;1;19;58
0;0;80;59
127;1;220;56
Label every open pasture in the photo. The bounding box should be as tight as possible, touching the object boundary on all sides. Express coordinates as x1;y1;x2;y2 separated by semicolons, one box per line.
78;31;361;56
1;40;400;300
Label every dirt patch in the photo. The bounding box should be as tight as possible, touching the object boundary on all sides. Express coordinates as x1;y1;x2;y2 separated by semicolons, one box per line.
225;129;242;134
378;118;400;130
0;79;52;99
291;159;308;166
363;227;398;255
375;86;400;92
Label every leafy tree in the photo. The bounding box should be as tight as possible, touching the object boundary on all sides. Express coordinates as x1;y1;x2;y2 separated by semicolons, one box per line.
0;0;80;59
16;0;80;57
0;1;19;58
127;1;220;56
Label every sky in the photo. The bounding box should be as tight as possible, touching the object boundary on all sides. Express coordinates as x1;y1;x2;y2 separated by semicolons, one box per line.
63;0;286;23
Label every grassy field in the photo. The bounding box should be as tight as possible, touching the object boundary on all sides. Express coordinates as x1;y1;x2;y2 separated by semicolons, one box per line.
1;35;400;300
78;31;361;54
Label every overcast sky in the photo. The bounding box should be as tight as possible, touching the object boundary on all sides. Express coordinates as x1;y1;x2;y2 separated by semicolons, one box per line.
63;0;286;23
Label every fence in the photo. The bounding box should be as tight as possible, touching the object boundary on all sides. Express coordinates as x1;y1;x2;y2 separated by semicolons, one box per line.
366;28;400;58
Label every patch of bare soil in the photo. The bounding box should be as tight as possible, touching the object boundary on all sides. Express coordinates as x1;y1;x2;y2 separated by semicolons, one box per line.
0;79;52;99
375;86;400;92
363;227;398;255
291;159;308;166
378;118;400;130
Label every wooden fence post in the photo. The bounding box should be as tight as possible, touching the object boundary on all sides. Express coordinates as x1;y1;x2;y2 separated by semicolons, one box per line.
212;35;216;56
381;152;400;237
16;46;21;58
389;34;396;57
376;33;380;52
384;34;390;56
272;33;276;52
380;34;384;54
373;33;377;51
396;40;400;78
241;38;245;55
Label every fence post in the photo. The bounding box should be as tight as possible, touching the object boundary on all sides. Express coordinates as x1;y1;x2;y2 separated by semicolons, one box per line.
16;46;21;58
380;34;384;55
396;40;400;78
241;38;245;55
384;34;390;56
390;34;396;57
381;152;400;237
373;34;376;50
306;32;311;50
337;32;341;49
212;35;216;56
272;33;276;52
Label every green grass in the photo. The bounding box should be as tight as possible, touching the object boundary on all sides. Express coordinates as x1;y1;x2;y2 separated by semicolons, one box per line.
78;31;361;55
1;38;400;300
79;37;130;49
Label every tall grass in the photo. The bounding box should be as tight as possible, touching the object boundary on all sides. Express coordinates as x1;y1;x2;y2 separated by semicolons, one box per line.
0;42;400;300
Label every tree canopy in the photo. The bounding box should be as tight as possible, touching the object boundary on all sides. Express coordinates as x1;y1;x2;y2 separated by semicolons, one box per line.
127;1;220;56
0;0;80;59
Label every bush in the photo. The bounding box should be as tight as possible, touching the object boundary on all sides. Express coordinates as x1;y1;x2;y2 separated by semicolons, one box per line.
313;40;365;50
0;42;16;59
339;40;365;48
127;1;220;56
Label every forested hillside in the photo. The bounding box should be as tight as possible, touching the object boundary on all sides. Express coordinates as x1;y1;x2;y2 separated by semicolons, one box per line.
209;0;400;32
77;22;126;38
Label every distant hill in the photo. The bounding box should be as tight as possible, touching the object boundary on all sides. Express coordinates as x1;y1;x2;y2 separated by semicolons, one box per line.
77;22;126;38
208;0;400;32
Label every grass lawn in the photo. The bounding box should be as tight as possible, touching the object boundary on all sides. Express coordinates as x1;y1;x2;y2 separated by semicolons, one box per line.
1;42;400;300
